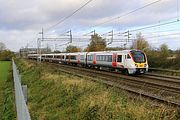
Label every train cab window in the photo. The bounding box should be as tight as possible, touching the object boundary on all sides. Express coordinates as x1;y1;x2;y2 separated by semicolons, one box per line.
117;55;122;62
130;51;146;63
127;54;131;59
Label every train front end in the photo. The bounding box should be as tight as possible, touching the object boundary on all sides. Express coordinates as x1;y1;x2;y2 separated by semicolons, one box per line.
129;50;148;74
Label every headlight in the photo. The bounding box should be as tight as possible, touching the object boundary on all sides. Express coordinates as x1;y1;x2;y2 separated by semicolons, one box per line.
144;64;147;67
135;64;138;67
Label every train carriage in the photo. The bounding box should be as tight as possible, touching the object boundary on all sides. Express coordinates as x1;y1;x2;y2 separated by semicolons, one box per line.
65;52;87;65
86;50;148;74
28;49;148;75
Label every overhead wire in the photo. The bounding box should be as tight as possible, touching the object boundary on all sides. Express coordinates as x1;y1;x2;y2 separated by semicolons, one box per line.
140;28;180;34
45;0;93;32
91;0;162;28
37;0;180;50
144;32;180;39
128;19;180;32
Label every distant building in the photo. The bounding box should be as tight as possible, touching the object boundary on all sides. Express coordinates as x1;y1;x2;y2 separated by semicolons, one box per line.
19;48;51;58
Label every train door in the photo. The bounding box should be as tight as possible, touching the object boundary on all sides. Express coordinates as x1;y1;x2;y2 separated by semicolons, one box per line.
50;56;52;62
68;54;70;63
93;53;96;65
112;53;117;67
123;54;127;67
60;55;62;63
126;54;132;68
78;54;80;64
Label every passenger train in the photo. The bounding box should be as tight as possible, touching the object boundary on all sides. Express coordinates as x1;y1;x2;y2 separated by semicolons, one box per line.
28;50;148;75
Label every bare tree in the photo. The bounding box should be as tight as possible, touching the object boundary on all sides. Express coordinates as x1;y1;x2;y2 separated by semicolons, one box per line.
160;44;169;58
132;33;149;51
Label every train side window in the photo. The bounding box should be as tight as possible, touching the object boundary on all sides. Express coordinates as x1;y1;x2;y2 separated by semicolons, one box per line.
108;55;112;62
70;55;76;60
127;54;131;59
80;55;84;60
103;55;105;61
103;55;106;61
117;55;122;62
88;55;93;61
99;55;102;61
105;56;108;62
97;55;99;61
66;56;69;59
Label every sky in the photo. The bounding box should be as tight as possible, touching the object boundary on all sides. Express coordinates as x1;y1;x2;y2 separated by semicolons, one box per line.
0;0;180;51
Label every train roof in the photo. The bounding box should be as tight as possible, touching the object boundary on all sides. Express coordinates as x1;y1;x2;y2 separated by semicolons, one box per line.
87;50;142;54
28;49;143;56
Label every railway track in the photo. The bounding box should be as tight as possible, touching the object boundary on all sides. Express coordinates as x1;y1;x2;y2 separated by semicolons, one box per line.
44;62;180;107
148;68;180;76
30;60;180;107
144;72;180;80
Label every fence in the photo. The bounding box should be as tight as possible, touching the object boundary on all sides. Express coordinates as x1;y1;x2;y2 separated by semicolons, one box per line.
12;60;31;120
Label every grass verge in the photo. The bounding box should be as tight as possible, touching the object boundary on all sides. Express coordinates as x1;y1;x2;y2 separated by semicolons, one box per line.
16;59;179;120
0;61;16;120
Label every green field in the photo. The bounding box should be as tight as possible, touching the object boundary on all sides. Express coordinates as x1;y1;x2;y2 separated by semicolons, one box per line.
0;61;15;120
16;59;179;120
0;61;11;81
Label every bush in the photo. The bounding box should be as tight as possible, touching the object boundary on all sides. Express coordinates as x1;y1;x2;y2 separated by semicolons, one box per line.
0;50;14;61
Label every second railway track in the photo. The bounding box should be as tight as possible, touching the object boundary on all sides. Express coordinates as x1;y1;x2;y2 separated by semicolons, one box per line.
36;60;180;107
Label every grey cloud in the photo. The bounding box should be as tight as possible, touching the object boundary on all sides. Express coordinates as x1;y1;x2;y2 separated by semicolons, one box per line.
0;0;179;51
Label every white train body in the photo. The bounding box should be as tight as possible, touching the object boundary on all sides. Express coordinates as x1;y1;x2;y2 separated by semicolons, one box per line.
28;50;148;75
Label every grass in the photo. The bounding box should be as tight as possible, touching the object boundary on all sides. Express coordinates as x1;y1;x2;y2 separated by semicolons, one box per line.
16;59;180;120
0;61;16;120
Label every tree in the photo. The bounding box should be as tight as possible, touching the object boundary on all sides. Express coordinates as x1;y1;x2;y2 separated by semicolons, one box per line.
160;44;169;58
105;47;124;51
0;42;6;51
85;34;106;52
66;45;81;52
0;50;14;61
131;33;149;51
